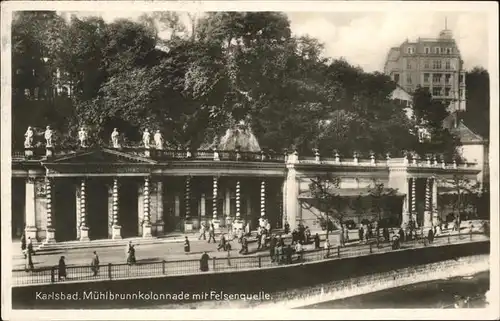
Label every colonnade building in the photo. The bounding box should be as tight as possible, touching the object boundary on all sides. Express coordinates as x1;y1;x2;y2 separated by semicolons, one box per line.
11;140;481;243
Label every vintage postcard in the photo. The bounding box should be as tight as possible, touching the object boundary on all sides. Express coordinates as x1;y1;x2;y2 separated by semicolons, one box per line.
1;1;498;320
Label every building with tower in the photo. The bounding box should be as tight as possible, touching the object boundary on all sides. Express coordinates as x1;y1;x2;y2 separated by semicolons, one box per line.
384;20;466;113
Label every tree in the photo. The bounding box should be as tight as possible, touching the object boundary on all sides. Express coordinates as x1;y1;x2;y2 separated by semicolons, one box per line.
367;180;398;242
460;67;489;140
411;86;461;159
300;174;348;241
443;175;481;225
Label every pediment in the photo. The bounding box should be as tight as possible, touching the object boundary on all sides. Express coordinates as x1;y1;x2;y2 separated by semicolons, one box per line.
43;148;157;165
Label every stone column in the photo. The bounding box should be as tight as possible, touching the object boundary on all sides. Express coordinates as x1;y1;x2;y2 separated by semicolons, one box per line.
79;179;90;241
142;176;152;237
76;186;81;240
111;178;122;239
285;164;299;230
200;193;206;217
44;178;55;243
235;180;241;218
259;179;266;227
156;180;164;235
432;178;439;226
225;188;231;218
25;178;38;240
232;180;243;229
423;177;432;229
401;178;410;228
184;177;193;232
212;177;220;228
411;177;418;228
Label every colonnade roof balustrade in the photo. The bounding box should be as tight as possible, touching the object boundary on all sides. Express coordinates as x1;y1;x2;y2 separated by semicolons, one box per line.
11;145;481;180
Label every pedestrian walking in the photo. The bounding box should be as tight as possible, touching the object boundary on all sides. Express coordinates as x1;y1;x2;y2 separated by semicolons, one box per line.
127;243;136;265
358;226;364;243
269;235;277;262
217;234;226;251
239;236;249;255
324;238;331;258
427;228;434;244
21;233;26;257
198;222;207;240
339;227;345;247
284;221;290;234
314;233;320;249
285;245;293;264
383;227;390;242
91;251;100;276
200;252;209;272
25;237;34;271
58;256;67;281
208;223;216;243
397;227;403;241
184;236;190;254
260;232;267;250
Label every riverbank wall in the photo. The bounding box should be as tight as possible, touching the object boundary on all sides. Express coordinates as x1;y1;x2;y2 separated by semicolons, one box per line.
12;240;489;309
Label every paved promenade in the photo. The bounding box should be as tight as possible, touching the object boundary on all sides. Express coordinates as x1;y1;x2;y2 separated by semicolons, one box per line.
12;222;484;271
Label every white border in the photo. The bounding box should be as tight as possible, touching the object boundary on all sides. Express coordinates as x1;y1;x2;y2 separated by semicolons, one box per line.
1;1;498;320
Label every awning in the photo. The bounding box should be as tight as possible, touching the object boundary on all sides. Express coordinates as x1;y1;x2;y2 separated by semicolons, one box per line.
298;188;404;199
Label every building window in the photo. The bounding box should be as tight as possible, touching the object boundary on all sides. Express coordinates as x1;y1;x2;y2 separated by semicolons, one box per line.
445;74;452;84
423;86;430;93
424;60;430;69
406;74;412;84
433;60;442;69
432;87;442;96
447;48;453;54
394;73;400;83
407;47;415;54
406;60;412;69
424;47;430;54
445;60;451;70
434;47;440;54
445;87;451;97
459;74;464;84
423;73;430;83
432;74;441;83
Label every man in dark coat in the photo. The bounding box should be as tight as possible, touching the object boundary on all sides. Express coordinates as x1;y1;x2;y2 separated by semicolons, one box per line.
284;221;290;234
217;235;226;251
314;233;320;249
207;223;216;243
427;228;434;244
200;252;209;272
398;227;405;242
358;226;364;243
127;244;136;264
239;236;248;255
269;235;277;262
25;237;34;271
184;236;190;254
383;227;390;242
58;256;67;281
91;251;100;276
21;233;26;257
285;245;293;264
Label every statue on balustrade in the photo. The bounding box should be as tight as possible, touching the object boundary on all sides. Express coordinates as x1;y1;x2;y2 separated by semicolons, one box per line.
154;130;163;150
78;127;88;148
24;126;34;148
111;128;120;148
142;129;151;148
44;126;54;148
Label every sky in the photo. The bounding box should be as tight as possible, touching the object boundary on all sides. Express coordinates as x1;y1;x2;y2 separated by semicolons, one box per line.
63;10;490;73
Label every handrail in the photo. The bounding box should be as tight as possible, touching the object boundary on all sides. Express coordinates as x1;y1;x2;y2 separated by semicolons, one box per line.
12;232;488;286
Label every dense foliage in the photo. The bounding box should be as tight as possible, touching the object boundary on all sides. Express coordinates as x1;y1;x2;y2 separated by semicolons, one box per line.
11;11;467;158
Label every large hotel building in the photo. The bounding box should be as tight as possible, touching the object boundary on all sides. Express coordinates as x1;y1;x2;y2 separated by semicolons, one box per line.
384;26;466;112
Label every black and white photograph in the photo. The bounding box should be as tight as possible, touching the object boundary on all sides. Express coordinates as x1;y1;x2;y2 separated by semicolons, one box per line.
1;1;498;319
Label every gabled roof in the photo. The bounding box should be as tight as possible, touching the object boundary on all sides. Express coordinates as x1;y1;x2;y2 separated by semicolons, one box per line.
450;121;484;144
42;148;157;165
